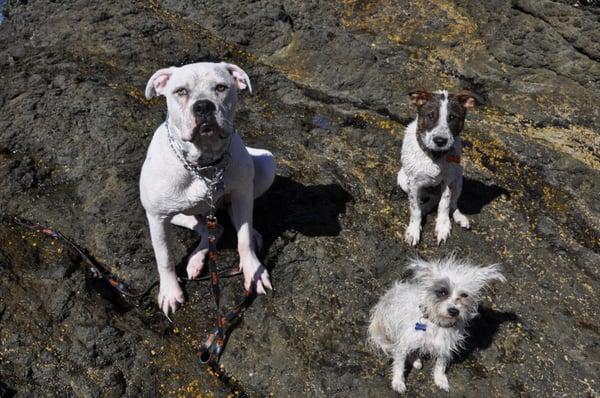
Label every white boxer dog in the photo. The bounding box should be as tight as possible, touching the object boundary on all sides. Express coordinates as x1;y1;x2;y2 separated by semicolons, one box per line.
140;62;275;315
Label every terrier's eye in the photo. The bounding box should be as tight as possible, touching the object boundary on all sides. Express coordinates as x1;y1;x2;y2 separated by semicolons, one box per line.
436;288;448;298
427;112;435;120
448;114;456;121
174;87;188;97
215;84;228;93
460;293;469;298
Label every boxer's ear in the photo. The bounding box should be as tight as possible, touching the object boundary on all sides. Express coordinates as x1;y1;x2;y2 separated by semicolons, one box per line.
145;67;175;99
222;62;252;94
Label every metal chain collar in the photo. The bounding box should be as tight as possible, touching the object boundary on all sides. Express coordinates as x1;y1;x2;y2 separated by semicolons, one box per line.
164;117;253;366
165;118;231;216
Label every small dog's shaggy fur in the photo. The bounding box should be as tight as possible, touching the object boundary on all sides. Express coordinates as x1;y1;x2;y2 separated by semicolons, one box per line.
368;256;505;394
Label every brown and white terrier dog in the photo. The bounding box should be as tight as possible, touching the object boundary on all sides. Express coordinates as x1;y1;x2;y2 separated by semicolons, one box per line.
397;90;475;246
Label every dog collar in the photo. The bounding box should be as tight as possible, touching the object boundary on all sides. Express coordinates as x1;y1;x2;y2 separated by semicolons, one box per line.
415;322;427;332
446;154;461;164
165;118;231;179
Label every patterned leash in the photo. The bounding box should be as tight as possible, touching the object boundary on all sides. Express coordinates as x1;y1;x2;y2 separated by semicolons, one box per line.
8;215;157;297
4;215;244;298
167;118;258;366
197;215;256;365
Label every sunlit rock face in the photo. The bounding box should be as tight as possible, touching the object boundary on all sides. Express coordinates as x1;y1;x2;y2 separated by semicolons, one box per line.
0;0;599;396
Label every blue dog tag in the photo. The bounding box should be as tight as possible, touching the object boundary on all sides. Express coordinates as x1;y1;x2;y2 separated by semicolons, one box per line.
415;322;427;332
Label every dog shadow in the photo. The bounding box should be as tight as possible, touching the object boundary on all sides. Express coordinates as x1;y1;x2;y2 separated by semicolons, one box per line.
214;175;353;255
458;177;509;215
0;381;17;398
403;306;517;377
454;305;518;363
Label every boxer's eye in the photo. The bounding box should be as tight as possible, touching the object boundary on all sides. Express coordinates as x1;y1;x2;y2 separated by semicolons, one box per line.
215;84;228;93
174;87;188;97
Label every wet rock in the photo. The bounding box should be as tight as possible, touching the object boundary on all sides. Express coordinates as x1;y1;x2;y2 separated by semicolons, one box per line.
1;0;599;397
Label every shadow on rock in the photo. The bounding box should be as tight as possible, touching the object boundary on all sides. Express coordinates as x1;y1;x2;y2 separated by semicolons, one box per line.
254;176;352;247
459;177;510;215
455;305;518;363
0;381;17;398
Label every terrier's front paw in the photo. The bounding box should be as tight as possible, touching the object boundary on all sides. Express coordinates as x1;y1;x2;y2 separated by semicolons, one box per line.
157;274;184;316
434;373;450;392
391;376;407;394
240;253;272;295
435;217;452;245
186;248;208;279
404;222;421;246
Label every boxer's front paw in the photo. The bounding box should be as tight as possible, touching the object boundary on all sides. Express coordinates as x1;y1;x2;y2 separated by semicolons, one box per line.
157;272;184;315
240;252;271;295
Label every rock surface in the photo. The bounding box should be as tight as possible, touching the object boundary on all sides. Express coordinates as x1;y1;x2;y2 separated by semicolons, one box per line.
1;0;599;397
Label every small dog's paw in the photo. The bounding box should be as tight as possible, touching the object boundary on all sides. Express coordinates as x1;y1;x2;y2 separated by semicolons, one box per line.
412;358;422;370
157;275;184;316
391;377;407;394
186;248;208;279
404;223;421;246
435;218;451;245
452;210;470;229
434;373;450;392
240;253;272;295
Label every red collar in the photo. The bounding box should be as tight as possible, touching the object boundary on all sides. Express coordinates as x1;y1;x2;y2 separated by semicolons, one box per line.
446;155;461;164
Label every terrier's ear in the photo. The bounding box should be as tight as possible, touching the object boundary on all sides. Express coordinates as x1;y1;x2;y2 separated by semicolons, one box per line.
145;67;176;99
407;258;434;282
453;90;476;110
408;89;431;107
478;264;506;285
221;62;252;94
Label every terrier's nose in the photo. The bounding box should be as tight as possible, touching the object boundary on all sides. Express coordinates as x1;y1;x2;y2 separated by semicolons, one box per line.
448;307;459;317
433;137;448;147
193;100;216;117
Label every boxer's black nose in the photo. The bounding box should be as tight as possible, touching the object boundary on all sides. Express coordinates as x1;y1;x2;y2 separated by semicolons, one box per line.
193;100;216;117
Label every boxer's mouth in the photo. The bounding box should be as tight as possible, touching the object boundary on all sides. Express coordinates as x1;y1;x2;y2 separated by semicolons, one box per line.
192;120;219;138
197;123;214;137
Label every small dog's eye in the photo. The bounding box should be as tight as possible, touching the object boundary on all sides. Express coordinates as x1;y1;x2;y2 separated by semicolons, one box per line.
215;84;228;93
460;293;469;298
449;114;456;121
436;288;448;297
427;112;435;120
174;88;188;97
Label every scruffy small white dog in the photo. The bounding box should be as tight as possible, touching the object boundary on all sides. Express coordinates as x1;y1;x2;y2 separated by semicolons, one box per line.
397;89;475;246
368;256;505;394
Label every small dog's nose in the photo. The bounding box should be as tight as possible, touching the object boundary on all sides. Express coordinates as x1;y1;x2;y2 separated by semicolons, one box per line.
448;307;459;317
192;100;216;117
433;137;448;147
